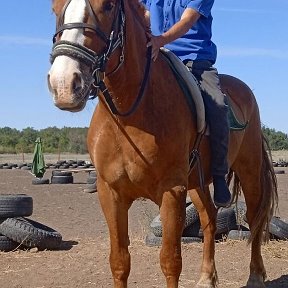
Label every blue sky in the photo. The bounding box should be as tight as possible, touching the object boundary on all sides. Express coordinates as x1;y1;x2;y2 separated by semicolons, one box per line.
0;0;287;133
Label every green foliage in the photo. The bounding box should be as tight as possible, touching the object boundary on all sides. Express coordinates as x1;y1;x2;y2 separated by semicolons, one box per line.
262;126;288;150
0;127;88;154
0;125;287;154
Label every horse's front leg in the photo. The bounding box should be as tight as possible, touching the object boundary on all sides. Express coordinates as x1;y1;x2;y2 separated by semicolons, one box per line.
188;187;218;288
97;178;132;288
160;185;187;288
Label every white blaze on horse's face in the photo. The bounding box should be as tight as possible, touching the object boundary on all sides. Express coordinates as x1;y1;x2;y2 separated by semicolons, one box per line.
48;0;87;110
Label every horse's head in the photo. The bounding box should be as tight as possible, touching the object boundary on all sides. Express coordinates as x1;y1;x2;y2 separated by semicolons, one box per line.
48;0;124;111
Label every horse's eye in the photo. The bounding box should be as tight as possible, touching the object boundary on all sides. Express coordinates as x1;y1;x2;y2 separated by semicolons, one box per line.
103;1;115;12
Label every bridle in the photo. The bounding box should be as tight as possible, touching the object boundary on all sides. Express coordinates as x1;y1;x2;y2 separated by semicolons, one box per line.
50;0;152;116
50;0;126;100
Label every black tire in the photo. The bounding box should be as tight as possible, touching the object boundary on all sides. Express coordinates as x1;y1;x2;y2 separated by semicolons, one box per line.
233;201;248;227
77;165;86;169
0;194;33;218
83;183;97;193
21;166;31;170
185;203;199;227
145;233;202;247
51;175;73;184
86;176;97;184
227;229;251;240
182;219;202;237
150;203;199;237
2;165;12;169
215;207;238;235
185;209;238;238
269;217;288;240
32;178;50;185
0;217;62;250
0;234;19;252
89;171;97;178
17;163;26;169
150;215;162;236
52;171;73;177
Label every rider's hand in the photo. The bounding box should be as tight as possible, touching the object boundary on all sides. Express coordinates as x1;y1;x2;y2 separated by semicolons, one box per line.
146;34;164;62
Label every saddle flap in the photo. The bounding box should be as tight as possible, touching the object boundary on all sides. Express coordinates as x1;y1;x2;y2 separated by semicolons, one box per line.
160;48;206;134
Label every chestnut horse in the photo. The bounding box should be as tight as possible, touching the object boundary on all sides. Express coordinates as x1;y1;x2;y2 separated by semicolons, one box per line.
48;0;277;287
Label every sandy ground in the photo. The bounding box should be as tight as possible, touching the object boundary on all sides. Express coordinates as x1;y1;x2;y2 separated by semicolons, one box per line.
0;161;287;287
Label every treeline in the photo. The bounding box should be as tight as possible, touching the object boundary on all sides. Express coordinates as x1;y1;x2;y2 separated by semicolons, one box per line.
0;127;88;154
262;127;288;150
0;126;287;154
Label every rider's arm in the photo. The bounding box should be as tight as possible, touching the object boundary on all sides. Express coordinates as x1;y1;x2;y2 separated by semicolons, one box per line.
147;8;201;61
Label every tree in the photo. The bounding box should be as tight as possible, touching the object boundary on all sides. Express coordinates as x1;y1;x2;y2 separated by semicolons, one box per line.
262;126;288;150
0;125;284;154
0;127;20;153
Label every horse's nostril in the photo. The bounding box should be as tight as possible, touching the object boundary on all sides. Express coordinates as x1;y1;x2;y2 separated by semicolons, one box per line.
47;73;58;100
72;72;83;93
47;73;52;92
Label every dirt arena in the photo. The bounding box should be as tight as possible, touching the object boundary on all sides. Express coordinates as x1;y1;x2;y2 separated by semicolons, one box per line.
0;154;287;288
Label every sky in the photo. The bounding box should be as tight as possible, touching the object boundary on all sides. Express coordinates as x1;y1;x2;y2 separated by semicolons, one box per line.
0;0;287;133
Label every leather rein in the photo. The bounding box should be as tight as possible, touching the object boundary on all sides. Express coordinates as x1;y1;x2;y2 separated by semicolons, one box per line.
50;0;152;117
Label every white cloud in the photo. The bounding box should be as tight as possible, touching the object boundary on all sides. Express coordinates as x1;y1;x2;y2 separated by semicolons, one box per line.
0;35;50;46
218;46;288;59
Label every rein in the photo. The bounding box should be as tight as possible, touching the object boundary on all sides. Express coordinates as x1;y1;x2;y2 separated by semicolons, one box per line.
50;0;152;115
98;46;152;117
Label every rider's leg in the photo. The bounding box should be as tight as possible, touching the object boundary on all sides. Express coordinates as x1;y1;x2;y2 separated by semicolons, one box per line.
186;60;231;207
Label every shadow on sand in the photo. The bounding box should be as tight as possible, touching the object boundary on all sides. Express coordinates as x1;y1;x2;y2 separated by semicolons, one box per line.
241;275;288;288
265;275;288;288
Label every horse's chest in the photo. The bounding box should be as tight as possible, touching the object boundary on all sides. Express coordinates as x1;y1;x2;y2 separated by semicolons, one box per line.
95;129;159;189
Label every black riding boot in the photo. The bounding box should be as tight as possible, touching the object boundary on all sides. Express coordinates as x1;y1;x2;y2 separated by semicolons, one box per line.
205;98;231;207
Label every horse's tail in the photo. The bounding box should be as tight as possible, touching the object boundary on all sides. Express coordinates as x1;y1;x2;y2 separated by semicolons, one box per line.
228;133;278;243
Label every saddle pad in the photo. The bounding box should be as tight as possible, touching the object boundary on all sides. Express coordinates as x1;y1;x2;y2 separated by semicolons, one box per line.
160;48;206;133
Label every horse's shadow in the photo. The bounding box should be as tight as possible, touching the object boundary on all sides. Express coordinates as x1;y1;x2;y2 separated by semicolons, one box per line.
265;275;288;288
240;275;288;288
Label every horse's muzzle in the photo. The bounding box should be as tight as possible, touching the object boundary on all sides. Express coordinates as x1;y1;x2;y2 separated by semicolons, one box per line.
47;71;89;112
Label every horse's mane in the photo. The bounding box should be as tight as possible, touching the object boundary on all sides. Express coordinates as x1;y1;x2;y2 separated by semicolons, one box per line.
128;0;151;33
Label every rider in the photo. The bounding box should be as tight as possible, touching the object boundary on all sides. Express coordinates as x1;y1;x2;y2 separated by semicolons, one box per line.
140;0;231;207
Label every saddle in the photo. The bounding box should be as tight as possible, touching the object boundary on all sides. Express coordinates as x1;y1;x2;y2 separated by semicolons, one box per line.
160;48;247;132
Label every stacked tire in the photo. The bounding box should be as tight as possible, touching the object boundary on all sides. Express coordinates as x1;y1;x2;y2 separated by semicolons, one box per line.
32;178;50;185
146;201;288;246
83;171;97;193
146;202;203;246
0;194;62;252
51;171;74;184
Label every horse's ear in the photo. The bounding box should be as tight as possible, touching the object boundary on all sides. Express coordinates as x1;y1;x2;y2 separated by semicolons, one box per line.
51;0;55;10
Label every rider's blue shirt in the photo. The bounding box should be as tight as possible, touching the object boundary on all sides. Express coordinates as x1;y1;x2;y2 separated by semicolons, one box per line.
141;0;217;64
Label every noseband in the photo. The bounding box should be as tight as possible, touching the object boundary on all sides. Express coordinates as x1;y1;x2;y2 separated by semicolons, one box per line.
50;0;125;98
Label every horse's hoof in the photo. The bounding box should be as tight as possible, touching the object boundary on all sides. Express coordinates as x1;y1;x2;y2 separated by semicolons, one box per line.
246;273;266;288
196;275;217;288
195;283;215;288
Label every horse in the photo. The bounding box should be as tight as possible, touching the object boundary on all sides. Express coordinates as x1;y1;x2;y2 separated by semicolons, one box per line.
47;0;278;287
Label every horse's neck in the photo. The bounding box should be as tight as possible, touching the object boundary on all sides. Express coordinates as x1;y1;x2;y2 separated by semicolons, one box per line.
104;6;148;116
